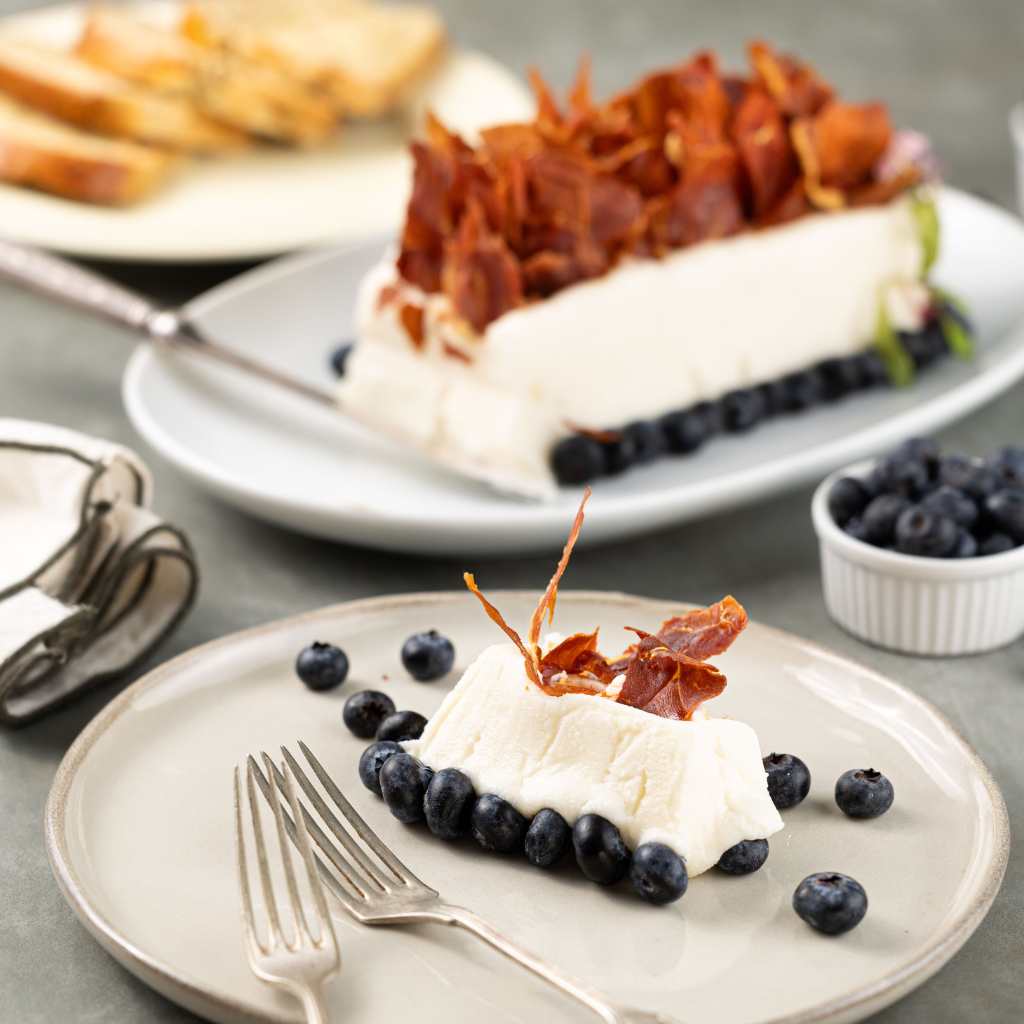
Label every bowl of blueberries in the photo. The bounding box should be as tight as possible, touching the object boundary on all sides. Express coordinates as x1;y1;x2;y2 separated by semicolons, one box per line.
812;438;1024;655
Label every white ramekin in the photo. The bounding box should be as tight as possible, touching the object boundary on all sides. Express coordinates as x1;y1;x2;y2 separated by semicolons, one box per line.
812;461;1024;656
1012;103;1024;217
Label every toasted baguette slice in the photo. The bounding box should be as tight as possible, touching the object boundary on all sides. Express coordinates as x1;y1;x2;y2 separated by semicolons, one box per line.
76;7;337;146
0;36;245;152
182;1;446;117
0;95;173;204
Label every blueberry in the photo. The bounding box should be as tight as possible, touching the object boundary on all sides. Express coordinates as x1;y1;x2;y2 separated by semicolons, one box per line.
524;808;572;868
376;710;428;742
919;485;978;529
659;408;709;455
628;842;688;904
953;530;978;558
551;435;607;485
758;380;787;417
777;368;824;412
793;872;868;935
938;454;999;501
401;630;455;682
901;325;946;368
815;357;862;401
843;516;870;543
835;768;895;819
867;454;929;499
603;432;638;475
992;446;1024;489
295;642;349;691
716;838;769;875
692;399;725;436
763;752;811;810
861;494;911;547
894;506;959;557
423;768;476;840
984;490;1024;543
979;532;1017;556
855;350;891;388
894;437;941;475
329;341;354;376
828;476;871;527
471;794;528;853
622;420;666;464
358;740;403;797
379;753;430;823
343;690;396;739
572;814;631;885
721;388;767;433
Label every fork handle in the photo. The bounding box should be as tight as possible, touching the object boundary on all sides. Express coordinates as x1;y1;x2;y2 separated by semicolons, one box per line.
297;986;330;1024
440;904;663;1024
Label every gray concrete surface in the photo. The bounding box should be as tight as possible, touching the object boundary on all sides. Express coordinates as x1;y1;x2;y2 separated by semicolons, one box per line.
1;1;1022;1021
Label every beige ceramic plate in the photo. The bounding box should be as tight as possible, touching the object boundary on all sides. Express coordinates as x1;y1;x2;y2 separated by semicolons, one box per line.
46;592;1008;1024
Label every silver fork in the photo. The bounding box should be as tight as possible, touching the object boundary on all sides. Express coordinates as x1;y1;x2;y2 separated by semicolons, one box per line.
234;754;341;1023
250;742;679;1024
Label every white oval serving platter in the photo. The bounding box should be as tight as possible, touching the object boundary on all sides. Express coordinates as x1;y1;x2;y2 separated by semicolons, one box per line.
123;189;1024;555
46;591;1009;1024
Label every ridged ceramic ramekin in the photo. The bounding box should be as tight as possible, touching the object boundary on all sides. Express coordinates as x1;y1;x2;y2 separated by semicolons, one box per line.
812;461;1024;656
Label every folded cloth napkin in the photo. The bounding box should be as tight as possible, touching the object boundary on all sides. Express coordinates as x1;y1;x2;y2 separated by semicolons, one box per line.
0;420;198;725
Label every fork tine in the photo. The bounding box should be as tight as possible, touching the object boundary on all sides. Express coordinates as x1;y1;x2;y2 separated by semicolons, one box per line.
245;757;285;947
280;755;337;951
248;753;373;909
298;740;428;889
233;767;264;959
278;747;393;893
260;753;311;947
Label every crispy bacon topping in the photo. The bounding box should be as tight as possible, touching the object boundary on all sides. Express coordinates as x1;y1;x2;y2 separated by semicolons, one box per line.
463;490;748;721
397;41;918;331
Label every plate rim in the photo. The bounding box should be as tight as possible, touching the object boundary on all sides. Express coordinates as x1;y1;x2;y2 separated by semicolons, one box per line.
45;590;1011;1024
121;188;1024;554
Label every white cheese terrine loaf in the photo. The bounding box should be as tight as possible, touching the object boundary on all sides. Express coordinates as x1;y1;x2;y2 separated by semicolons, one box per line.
342;41;957;499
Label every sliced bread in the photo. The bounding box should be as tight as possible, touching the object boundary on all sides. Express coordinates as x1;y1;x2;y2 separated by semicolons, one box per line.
0;95;174;204
0;36;245;152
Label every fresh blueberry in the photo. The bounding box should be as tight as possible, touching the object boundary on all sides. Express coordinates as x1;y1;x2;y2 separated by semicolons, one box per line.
358;740;403;797
343;690;396;739
602;432;638;475
953;530;978;558
329;341;354;376
777;368;824;412
938;454;999;501
692;399;725;436
979;532;1017;556
984;490;1024;543
894;506;960;557
758;380;787;417
716;838;770;875
901;325;946;368
524;808;572;868
843;517;870;543
835;768;895;819
793;872;868;935
991;446;1024;489
763;752;811;810
659;408;709;455
573;814;631;885
628;842;688;905
551;435;607;486
401;630;455;682
379;753;430;824
376;710;428;742
423;768;476;840
295;642;349;691
855;350;891;388
919;485;979;530
867;454;929;499
622;420;666;464
861;494;911;547
471;794;529;854
721;388;767;432
815;357;862;401
894;437;941;476
828;476;871;527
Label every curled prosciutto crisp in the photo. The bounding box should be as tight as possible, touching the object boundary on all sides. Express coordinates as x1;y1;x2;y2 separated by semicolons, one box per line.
464;489;749;721
397;40;920;336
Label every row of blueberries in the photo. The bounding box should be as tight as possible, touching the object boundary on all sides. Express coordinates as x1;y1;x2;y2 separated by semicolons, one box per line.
550;319;960;487
829;439;1024;558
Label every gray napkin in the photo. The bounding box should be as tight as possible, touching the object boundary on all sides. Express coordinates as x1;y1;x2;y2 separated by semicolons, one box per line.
0;419;198;725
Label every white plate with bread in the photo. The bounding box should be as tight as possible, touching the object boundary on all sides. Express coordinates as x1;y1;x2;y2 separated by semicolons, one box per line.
0;1;533;262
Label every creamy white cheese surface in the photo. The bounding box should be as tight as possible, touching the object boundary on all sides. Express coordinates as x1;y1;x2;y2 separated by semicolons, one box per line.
405;642;784;876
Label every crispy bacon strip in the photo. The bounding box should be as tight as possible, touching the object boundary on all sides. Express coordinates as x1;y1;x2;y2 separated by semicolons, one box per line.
463;572;540;686
656;595;749;659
